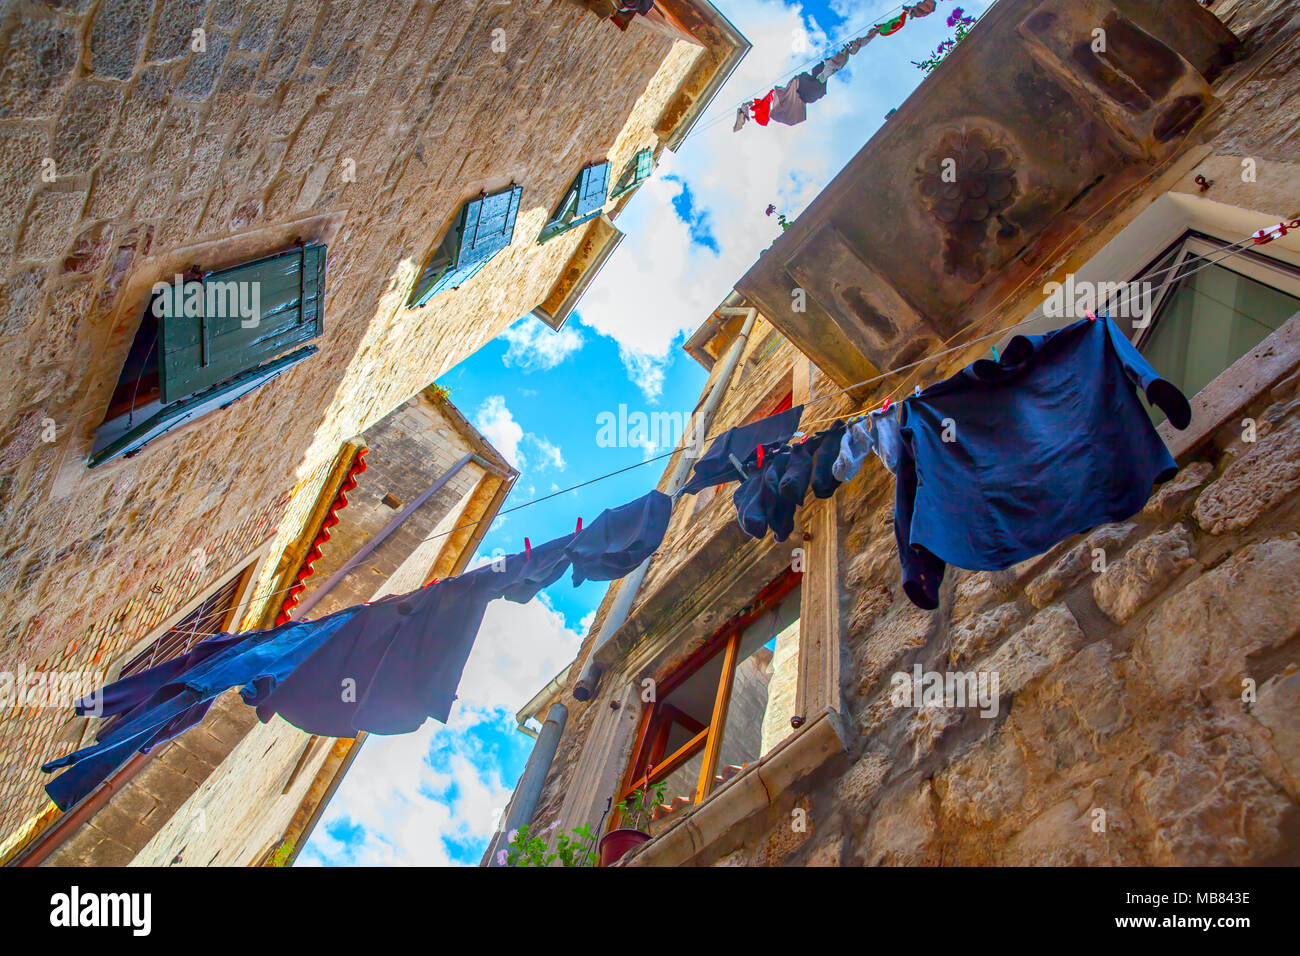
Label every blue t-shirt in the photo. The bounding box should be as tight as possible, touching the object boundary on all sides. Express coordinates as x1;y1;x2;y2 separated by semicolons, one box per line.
895;316;1190;609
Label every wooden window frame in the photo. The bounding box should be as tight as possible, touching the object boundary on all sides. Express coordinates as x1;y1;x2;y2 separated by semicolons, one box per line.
613;569;801;829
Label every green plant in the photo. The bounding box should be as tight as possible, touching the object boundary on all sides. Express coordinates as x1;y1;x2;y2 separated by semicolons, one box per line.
428;382;453;402
500;822;599;867
267;839;296;867
618;781;669;832
912;9;980;74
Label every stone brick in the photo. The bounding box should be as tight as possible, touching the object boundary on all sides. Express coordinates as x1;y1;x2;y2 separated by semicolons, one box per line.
1143;460;1213;520
977;603;1086;698
18;189;84;260
52;84;124;176
1092;526;1197;624
855;603;932;694
90;0;150;79
935;730;1026;828
179;33;232;101
1194;418;1300;534
1253;666;1300;790
0;18;77;120
148;0;211;63
0;269;47;338
1129;714;1292;865
858;781;939;865
0;127;46;232
1135;537;1300;699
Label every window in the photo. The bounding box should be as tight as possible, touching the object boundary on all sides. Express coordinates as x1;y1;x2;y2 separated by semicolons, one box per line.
408;185;523;307
608;148;653;202
1132;233;1300;422
616;571;801;835
91;244;326;467
538;163;609;243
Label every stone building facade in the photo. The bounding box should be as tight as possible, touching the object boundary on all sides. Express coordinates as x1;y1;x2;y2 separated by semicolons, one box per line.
493;0;1300;866
0;0;748;865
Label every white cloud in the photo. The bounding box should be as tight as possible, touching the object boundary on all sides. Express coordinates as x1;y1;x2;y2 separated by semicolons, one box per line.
501;317;585;372
473;395;524;468
473;394;565;472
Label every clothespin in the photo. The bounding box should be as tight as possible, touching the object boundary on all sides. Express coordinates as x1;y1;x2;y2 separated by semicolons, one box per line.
524;537;531;561
991;345;1000;362
914;385;922;397
756;445;765;469
576;517;583;534
882;397;892;412
728;453;749;479
1086;309;1097;322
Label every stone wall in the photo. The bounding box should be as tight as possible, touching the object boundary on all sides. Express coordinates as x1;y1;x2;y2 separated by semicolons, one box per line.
0;0;711;856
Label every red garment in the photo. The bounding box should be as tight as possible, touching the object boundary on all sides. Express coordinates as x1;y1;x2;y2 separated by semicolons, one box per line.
751;91;774;126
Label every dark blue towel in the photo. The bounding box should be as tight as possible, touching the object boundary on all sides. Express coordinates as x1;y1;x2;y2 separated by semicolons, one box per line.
566;491;672;585
895;316;1190;610
681;405;804;495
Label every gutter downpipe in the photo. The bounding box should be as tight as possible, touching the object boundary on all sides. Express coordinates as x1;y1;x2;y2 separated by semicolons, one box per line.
572;306;756;702
485;702;569;866
292;452;492;619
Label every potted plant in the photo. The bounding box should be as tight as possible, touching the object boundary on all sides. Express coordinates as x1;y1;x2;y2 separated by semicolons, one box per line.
599;781;668;867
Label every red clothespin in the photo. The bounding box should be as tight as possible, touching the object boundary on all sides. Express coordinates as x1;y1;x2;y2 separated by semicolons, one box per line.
756;444;765;468
575;517;583;533
524;537;531;561
882;397;892;412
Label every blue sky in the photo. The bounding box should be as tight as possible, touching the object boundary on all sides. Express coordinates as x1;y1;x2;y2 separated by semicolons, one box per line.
301;0;997;867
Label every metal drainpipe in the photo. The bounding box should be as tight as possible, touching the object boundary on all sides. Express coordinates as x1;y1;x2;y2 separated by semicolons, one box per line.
292;452;492;619
485;701;568;866
572;306;757;702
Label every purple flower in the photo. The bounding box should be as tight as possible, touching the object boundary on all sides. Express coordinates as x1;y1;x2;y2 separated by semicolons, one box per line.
496;849;508;865
549;820;560;831
947;7;964;27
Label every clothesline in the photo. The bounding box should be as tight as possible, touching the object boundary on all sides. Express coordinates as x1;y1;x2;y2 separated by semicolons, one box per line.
209;226;1282;621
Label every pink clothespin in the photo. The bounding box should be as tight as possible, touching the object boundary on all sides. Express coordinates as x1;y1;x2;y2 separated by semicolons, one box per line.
524;537;531;561
575;517;583;533
1086;309;1097;322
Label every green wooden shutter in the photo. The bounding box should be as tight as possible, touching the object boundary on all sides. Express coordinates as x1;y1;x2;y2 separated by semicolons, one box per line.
610;148;653;200
159;244;325;404
575;162;610;218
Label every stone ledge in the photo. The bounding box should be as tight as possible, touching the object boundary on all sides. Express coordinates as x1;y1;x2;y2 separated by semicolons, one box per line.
621;706;850;866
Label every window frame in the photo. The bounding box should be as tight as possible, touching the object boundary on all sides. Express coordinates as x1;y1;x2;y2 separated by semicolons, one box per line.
538;163;610;244
614;568;801;830
608;148;654;202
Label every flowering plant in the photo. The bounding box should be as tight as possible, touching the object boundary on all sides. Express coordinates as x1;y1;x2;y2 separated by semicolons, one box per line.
912;9;980;73
497;821;599;867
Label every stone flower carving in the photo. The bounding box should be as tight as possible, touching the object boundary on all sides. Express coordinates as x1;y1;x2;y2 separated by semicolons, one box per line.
917;129;1018;283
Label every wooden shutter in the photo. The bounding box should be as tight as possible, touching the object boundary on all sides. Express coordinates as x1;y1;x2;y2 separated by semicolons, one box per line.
159;244;326;404
457;185;523;269
575;162;610;218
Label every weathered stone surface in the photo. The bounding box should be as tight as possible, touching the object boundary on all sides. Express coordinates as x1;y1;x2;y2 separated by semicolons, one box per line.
1025;522;1137;609
0;18;77;120
858;781;940;865
90;0;150;78
833;749;892;814
17;190;84;260
855;603;932;693
1129;714;1293;865
1253;667;1300;790
950;600;1023;665
751;796;813;866
935;731;1026;828
1143;461;1214;520
1194;419;1300;534
976;604;1086;698
1092;526;1197;624
1135;537;1300;698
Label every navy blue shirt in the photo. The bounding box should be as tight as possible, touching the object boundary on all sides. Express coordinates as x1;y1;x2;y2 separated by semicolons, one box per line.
895;316;1190;609
681;405;804;495
566;491;672;585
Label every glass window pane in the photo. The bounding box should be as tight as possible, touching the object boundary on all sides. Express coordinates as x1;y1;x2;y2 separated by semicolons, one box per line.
645;750;702;837
1141;259;1299;422
714;588;801;787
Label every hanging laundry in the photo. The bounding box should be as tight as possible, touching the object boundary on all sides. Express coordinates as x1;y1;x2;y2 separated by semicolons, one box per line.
876;11;909;36
567;490;672;585
833;404;903;482
795;71;828;105
681;404;804;494
818;48;851;82
733;442;801;543
769;77;808;126
809;419;847;498
42;609;363;809
893;315;1191;610
498;531;576;603
751;90;774;126
734;105;749;132
907;0;939;18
